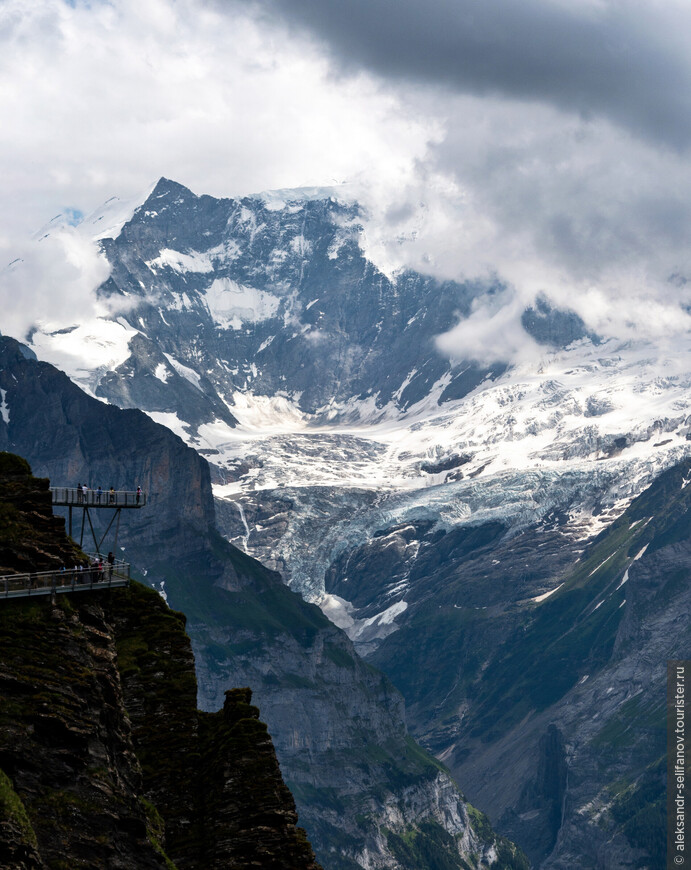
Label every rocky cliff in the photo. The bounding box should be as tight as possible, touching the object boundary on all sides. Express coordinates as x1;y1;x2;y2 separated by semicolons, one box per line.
0;453;321;869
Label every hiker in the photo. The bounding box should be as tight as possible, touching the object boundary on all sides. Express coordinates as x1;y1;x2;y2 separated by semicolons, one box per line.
82;482;88;503
96;485;103;504
109;486;115;504
77;482;83;503
136;485;142;504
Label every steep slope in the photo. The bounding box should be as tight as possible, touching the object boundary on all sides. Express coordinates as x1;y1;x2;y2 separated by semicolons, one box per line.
366;458;691;868
0;453;321;870
0;341;525;870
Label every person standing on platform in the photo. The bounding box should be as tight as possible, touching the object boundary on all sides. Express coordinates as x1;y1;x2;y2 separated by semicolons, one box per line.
109;486;115;504
77;482;83;504
136;485;142;504
96;485;103;504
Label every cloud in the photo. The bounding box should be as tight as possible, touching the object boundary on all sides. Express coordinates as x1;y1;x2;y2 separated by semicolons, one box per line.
248;0;691;150
353;92;691;357
0;0;441;345
0;0;438;240
436;287;542;366
0;226;111;338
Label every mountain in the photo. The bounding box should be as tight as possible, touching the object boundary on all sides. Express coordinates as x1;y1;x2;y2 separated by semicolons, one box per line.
31;176;506;428
0;337;525;870
10;176;691;866
0;452;321;870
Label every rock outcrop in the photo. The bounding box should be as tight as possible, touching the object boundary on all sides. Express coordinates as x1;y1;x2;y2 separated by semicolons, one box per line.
0;454;322;869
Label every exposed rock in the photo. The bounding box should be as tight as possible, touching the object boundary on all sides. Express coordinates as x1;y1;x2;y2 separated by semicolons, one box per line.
0;452;83;575
521;293;597;348
0;457;322;870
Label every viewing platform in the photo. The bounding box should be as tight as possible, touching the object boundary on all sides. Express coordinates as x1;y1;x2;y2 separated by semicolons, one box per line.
50;486;148;556
1;557;130;600
51;487;146;508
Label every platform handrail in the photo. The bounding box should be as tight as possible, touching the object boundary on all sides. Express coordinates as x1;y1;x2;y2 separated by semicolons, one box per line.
0;560;131;600
51;487;147;508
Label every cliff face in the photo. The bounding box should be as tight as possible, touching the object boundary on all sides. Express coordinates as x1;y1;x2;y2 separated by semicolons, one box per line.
0;336;239;591
0;455;321;870
0;452;83;574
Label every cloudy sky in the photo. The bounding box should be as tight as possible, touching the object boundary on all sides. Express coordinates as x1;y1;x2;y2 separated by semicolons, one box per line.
1;0;691;358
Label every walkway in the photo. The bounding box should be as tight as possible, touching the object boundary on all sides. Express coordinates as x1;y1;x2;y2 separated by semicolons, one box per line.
51;487;146;508
1;557;130;600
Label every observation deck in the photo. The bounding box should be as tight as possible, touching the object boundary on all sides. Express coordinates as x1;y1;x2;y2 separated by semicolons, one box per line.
1;557;130;600
51;487;146;508
50;485;148;562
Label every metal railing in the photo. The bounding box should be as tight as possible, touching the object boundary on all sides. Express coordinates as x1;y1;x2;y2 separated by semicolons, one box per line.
51;487;147;508
0;559;130;600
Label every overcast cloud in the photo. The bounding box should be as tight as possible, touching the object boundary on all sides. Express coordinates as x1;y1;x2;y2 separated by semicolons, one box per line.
1;0;690;361
247;0;691;149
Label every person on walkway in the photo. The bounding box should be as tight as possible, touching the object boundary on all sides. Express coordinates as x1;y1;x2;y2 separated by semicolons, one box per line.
77;482;83;504
96;485;103;504
136;485;142;505
82;483;88;504
109;486;115;504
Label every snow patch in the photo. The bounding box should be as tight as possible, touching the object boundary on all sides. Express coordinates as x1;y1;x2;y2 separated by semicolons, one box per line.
290;235;312;257
203;278;280;329
317;594;408;643
224;391;307;433
255;184;353;210
153;363;170;383
81;181;157;241
146;248;214;273
145;411;190;441
318;593;356;632
588;553;616;576
532;582;564;603
0;389;9;423
257;335;276;353
30;318;138;394
162;354;201;389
